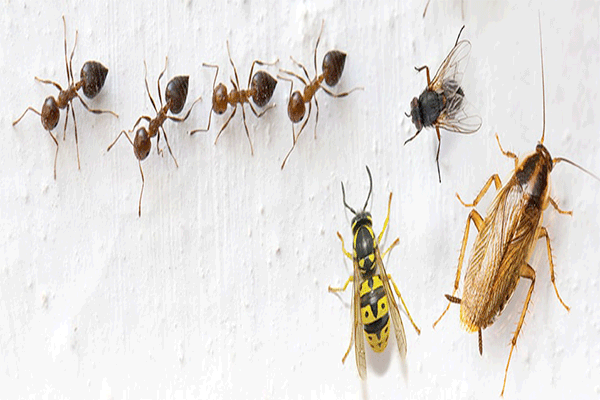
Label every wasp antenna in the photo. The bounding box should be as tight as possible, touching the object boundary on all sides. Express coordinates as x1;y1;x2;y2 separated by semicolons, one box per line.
538;13;546;144
553;157;600;182
363;166;373;211
455;25;466;46
341;182;357;215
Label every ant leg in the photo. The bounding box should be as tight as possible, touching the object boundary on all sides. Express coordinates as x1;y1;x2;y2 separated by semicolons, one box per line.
35;77;63;92
289;56;311;82
247;102;275;118
281;102;311;170
226;41;242;89
63;103;70;140
107;129;134;152
190;111;212;135
297;100;312;142
313;96;319;140
435;127;442;183
144;61;158;113
313;20;324;76
157;56;168;107
321;86;364;98
76;94;118;117
240;104;255;155
214;107;237;145
404;128;422;145
168;96;202;123
160;127;179;168
71;104;81;170
13;107;41;126
414;65;431;86
279;69;309;86
47;130;59;180
247;58;279;88
137;161;144;217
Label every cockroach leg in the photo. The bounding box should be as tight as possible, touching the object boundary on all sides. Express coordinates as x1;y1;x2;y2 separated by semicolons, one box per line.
495;133;519;168
537;227;570;311
548;197;573;216
456;174;502;207
501;263;535;397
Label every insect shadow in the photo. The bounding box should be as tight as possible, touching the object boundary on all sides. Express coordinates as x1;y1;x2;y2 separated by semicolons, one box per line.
432;19;600;396
107;57;201;216
406;25;481;182
278;20;363;170
13;16;117;179
190;41;278;155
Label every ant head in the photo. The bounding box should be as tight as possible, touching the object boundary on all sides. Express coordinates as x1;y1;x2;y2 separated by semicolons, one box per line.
409;97;423;131
251;71;277;107
287;91;305;123
80;61;109;99
213;83;228;114
165;76;189;114
41;96;60;131
133;127;151;161
322;50;346;87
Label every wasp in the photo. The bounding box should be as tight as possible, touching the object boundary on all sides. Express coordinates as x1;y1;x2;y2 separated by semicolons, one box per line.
406;26;482;182
432;21;600;396
328;166;420;378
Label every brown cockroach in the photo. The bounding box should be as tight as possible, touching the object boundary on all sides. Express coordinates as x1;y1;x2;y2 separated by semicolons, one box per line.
432;21;600;396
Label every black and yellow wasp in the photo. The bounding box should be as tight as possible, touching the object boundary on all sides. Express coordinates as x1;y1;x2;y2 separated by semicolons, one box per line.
328;166;420;378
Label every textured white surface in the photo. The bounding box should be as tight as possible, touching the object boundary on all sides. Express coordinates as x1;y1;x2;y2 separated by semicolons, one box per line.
1;0;599;399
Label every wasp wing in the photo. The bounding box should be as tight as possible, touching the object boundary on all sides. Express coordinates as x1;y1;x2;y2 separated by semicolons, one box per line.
430;39;471;97
351;257;367;379
436;96;482;134
375;246;407;358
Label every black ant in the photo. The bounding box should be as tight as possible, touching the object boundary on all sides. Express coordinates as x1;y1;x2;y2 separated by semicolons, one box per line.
12;16;117;179
190;41;278;155
278;21;362;169
107;57;201;217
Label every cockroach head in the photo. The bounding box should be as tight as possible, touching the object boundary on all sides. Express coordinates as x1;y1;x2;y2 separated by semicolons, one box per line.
535;142;553;170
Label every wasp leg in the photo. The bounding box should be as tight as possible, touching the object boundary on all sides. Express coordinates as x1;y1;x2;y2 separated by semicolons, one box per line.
336;232;353;260
377;192;393;244
548;197;573;216
501;263;535;396
380;238;399;259
328;275;353;293
414;65;431;86
456;174;502;207
495;133;519;169
537;226;570;311
389;274;420;334
433;209;484;328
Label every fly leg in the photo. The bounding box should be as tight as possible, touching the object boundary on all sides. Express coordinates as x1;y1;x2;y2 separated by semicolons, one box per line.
537;226;570;311
501;264;535;396
433;209;484;328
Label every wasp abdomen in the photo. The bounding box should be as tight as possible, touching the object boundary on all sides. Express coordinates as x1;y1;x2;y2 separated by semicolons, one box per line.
359;276;391;352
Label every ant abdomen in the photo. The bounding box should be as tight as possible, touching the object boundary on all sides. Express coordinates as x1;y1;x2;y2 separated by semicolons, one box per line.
133;128;151;161
42;97;60;131
80;61;109;99
288;91;306;123
251;71;277;107
165;76;189;114
322;50;347;87
212;83;229;115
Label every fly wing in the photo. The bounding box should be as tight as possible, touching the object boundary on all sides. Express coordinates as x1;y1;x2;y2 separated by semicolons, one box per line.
375;247;407;358
430;39;471;96
352;258;367;379
436;96;482;134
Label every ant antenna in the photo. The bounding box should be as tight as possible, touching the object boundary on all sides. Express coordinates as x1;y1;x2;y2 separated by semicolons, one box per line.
363;166;373;211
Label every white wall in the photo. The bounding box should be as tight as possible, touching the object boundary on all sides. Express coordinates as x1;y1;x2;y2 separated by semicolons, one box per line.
1;0;599;398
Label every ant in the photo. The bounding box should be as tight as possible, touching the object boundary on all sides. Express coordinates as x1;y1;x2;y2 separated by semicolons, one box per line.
107;57;201;217
190;41;278;155
279;21;362;169
13;16;117;179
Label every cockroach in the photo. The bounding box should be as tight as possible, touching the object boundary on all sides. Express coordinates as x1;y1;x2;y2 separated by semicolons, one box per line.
406;25;481;182
432;21;600;396
12;16;117;179
189;41;278;155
